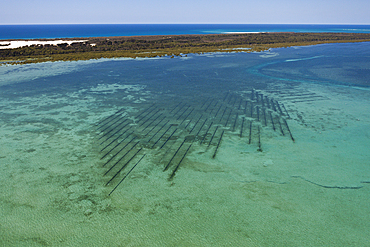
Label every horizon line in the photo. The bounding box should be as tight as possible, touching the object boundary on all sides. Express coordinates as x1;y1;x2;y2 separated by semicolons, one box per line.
1;23;370;25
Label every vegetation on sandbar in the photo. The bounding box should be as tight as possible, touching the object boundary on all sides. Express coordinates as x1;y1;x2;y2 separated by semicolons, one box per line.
1;32;370;65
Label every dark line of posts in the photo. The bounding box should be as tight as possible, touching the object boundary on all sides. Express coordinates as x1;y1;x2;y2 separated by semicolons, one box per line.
138;109;161;127
137;107;160;124
200;97;210;109
101;119;130;140
238;99;242;110
227;94;233;105
240;117;245;137
184;119;192;129
96;108;125;126
195;119;207;137
172;104;187;117
266;96;270;109
275;101;284;116
176;105;191;121
223;92;230;102
231;96;237;107
144;117;166;137
200;121;213;145
142;113;163;132
159;128;178;150
97;112;125;131
208;126;219;147
134;104;156;121
271;99;277;112
277;117;285;136
261;94;265;107
190;115;203;134
225;109;232;127
263;108;267;126
104;142;140;176
151;125;173;148
108;154;146;196
283;118;295;142
249;121;253;144
105;148;142;185
147;120;169;142
214;105;222;118
212;130;224;159
163;139;186;171
232;113;239;132
208;101;219;115
219;107;228;123
169;102;182;114
99;115;127;135
101;136;136;166
169;143;193;180
204;99;214;112
99;121;130;143
101;135;135;161
282;104;290;118
100;128;132;152
250;102;253;118
257;126;262;152
180;108;194;125
269;112;275;131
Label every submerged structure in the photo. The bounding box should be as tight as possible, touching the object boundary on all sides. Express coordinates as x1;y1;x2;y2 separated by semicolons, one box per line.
95;89;295;195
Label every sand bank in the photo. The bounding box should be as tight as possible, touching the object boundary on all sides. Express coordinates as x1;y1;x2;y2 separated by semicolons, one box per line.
0;40;87;49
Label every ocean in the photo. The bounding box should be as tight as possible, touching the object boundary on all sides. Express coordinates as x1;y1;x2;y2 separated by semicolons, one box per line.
1;25;370;246
1;24;370;39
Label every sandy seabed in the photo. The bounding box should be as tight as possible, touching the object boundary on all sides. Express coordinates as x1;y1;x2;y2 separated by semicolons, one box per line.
1;46;370;246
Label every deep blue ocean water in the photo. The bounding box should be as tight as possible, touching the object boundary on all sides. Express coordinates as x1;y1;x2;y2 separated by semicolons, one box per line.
1;24;370;40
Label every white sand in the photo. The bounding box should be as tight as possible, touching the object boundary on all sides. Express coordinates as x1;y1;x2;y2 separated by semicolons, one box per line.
0;40;88;49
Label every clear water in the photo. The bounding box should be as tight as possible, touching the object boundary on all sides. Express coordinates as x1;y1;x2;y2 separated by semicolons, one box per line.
1;42;370;246
1;24;370;40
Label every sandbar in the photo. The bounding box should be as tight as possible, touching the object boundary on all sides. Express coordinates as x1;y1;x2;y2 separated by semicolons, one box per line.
0;40;87;49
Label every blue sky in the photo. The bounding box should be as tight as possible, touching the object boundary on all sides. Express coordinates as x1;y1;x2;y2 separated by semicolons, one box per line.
1;0;369;24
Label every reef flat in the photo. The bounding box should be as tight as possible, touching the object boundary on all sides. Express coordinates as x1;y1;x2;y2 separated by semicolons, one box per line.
1;32;370;64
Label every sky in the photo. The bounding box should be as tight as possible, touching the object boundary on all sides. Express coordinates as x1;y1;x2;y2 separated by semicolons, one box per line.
1;0;370;24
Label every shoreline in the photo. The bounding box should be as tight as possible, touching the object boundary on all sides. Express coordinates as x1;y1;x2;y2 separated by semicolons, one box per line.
0;39;87;49
1;32;370;65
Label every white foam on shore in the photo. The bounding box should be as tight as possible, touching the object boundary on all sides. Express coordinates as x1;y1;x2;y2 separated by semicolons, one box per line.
221;47;252;51
259;51;279;58
90;84;145;94
222;32;266;34
0;40;88;49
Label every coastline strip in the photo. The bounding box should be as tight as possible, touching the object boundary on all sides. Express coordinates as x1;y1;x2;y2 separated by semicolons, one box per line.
2;32;370;65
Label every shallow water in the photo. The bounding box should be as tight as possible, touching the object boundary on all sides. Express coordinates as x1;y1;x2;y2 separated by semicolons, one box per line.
1;42;370;246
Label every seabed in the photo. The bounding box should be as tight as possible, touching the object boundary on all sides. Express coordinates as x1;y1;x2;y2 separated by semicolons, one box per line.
1;42;370;246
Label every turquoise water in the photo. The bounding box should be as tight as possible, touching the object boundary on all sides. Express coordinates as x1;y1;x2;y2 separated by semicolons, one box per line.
1;24;370;39
1;42;370;246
